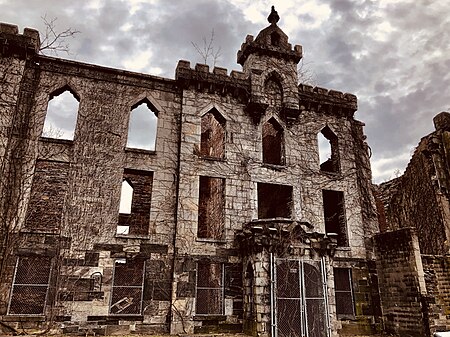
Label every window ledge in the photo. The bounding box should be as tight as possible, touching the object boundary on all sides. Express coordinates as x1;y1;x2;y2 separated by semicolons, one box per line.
3;315;46;321
194;315;226;321
125;147;156;155
39;137;74;145
262;163;286;170
251;218;293;223
115;234;152;240
335;246;351;251
196;238;227;244
199;155;226;162
320;169;341;176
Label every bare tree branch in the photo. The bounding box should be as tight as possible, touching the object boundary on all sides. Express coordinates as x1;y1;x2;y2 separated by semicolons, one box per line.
191;29;221;67
39;15;80;56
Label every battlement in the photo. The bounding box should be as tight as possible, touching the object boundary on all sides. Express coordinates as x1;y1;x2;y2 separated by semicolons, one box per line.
237;32;302;66
0;22;40;58
298;83;358;115
175;60;250;100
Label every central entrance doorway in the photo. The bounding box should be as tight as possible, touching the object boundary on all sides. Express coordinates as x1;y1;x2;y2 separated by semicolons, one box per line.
273;258;330;337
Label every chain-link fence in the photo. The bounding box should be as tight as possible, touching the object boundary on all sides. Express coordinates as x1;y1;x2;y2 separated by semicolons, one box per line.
275;258;329;337
196;262;224;315
110;259;144;315
8;256;52;315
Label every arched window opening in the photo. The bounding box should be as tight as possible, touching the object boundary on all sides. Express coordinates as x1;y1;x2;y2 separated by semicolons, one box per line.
271;31;280;46
265;77;283;109
318;126;340;173
127;99;158;151
200;109;225;159
262;117;284;165
42;88;79;140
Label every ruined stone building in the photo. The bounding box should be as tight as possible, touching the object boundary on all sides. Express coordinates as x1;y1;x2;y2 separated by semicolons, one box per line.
0;6;449;337
375;111;450;336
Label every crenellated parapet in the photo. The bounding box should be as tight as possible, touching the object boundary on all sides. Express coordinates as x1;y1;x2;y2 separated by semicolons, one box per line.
175;60;250;101
0;22;40;59
237;33;302;66
298;83;358;117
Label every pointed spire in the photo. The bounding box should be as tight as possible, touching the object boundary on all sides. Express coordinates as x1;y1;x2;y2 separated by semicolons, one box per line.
267;6;280;25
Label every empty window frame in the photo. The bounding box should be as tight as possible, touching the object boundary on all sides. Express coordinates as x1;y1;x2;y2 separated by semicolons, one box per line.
318;126;340;173
334;268;355;317
322;190;348;246
200;109;225;159
110;258;145;315
127;99;158;151
262;118;284;165
8;256;52;315
196;262;224;315
42;86;79;140
198;176;225;240
25;160;69;231
257;183;293;219
117;170;153;236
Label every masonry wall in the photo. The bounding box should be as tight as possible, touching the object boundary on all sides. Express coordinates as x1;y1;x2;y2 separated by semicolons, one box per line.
380;113;450;255
0;19;381;337
0;24;182;333
374;228;427;337
422;255;450;334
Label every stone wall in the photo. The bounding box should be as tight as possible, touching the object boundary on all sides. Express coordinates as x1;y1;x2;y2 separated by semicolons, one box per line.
379;112;450;255
0;16;381;337
374;228;427;337
422;255;450;334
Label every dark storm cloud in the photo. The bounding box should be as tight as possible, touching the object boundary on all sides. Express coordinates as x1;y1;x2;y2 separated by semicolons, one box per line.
0;0;448;182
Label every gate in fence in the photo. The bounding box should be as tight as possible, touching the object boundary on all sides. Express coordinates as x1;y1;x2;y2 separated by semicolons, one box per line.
271;257;331;337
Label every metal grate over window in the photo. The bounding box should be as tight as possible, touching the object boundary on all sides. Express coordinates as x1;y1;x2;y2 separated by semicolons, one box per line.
8;256;52;315
334;268;355;317
110;259;145;315
196;262;224;315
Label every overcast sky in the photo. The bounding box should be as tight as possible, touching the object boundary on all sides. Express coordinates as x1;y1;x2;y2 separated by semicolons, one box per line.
1;0;449;183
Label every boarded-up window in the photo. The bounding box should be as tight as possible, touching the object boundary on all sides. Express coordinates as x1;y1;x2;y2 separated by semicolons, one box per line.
196;262;223;315
8;256;52;315
200;109;225;159
322;190;348;246
318;126;340;173
263;118;284;165
118;170;153;236
198;176;225;240
258;183;292;219
334;268;355;317
25;160;69;231
42;86;79;140
110;259;145;315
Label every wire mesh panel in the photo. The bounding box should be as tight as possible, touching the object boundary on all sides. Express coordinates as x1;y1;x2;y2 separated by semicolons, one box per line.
275;258;329;337
110;259;144;315
196;262;224;315
276;260;302;337
8;256;52;315
303;261;328;337
334;268;355;317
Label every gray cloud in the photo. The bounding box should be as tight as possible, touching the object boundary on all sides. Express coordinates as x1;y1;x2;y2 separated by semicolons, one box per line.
1;0;448;183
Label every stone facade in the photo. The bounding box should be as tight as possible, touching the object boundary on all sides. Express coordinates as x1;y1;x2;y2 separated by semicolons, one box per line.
375;112;450;336
0;8;399;337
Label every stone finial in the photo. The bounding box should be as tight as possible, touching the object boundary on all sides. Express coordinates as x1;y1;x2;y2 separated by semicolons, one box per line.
267;6;279;25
